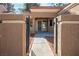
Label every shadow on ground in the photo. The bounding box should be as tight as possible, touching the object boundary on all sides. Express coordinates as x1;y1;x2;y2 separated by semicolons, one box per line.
31;50;36;56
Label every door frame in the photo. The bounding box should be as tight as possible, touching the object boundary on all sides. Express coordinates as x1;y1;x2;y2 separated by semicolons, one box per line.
54;18;58;56
38;21;42;32
35;18;48;32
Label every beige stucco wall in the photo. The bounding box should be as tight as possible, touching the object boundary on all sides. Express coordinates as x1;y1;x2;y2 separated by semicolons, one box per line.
48;19;54;32
0;14;26;56
55;15;79;56
31;12;55;18
30;17;36;33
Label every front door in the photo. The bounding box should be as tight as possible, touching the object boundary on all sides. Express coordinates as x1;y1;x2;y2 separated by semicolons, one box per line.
41;20;47;32
38;20;48;32
38;21;42;32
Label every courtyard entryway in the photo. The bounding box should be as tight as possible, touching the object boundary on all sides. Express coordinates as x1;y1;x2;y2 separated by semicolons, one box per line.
30;32;54;56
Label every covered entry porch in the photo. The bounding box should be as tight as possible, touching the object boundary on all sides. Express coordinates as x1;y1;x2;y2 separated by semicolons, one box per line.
30;6;62;33
35;18;54;32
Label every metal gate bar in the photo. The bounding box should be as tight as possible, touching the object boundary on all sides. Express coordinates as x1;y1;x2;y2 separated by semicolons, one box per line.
26;16;30;54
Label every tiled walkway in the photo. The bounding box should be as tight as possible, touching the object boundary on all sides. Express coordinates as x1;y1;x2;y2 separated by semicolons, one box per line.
30;32;54;56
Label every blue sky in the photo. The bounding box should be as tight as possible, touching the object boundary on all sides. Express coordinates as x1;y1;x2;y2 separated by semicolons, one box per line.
13;4;24;12
40;3;52;6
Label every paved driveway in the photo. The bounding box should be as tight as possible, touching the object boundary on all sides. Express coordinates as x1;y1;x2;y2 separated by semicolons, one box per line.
30;32;54;56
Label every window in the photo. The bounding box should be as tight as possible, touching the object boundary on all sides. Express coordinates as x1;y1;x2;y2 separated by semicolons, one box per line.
50;20;53;26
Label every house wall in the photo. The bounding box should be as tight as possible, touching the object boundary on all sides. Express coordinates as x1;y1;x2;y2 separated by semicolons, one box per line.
30;17;36;33
31;12;56;18
48;19;54;32
30;12;55;33
55;15;79;56
30;18;54;33
0;14;26;56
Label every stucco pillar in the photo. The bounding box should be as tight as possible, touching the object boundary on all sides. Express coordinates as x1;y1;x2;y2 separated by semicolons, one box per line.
32;17;35;33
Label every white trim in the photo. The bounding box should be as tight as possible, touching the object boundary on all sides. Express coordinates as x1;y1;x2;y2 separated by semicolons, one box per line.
60;21;79;24
2;20;25;23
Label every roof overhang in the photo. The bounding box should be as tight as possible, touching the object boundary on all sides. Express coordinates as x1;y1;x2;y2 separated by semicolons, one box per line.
0;5;7;13
57;3;79;15
30;6;63;13
30;9;61;13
